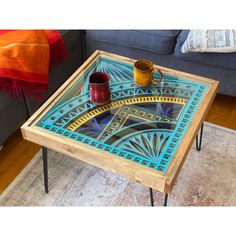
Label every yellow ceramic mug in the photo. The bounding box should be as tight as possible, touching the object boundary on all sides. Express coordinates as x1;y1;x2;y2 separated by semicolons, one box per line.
134;60;163;87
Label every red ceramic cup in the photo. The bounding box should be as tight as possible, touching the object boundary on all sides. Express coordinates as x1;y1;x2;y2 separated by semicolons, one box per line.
89;72;111;105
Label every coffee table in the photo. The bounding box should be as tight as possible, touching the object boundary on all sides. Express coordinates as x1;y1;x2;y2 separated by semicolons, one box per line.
21;50;219;206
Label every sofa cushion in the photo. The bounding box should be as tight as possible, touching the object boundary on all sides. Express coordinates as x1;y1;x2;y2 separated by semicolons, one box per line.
174;30;236;70
86;30;181;55
0;94;28;145
181;30;236;53
58;30;81;52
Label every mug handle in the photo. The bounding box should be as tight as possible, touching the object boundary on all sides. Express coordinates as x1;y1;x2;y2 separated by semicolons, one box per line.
151;68;163;85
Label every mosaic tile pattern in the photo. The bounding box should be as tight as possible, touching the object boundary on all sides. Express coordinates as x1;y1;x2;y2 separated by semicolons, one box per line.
37;57;208;172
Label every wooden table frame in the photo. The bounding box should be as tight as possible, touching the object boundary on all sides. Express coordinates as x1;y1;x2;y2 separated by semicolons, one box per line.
21;50;219;206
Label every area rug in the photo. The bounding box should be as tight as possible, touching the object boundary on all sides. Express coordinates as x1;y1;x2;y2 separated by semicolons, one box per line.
0;122;236;206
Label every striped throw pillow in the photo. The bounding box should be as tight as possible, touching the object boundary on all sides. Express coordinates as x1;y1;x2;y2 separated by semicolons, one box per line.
181;30;236;53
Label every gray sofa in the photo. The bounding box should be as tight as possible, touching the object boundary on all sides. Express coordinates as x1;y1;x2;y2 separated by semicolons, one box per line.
86;30;236;97
1;29;236;147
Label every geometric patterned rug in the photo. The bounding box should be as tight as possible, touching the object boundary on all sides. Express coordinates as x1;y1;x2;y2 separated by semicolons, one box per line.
1;122;236;206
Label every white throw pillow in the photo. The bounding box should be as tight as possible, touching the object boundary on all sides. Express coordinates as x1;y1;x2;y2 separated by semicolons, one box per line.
181;30;236;53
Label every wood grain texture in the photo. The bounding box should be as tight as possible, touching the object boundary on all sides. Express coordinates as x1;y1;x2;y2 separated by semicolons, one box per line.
205;94;236;130
22;126;167;192
0;130;40;193
21;50;219;194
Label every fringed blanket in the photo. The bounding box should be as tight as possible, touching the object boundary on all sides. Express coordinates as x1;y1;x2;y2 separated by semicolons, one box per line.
0;30;67;99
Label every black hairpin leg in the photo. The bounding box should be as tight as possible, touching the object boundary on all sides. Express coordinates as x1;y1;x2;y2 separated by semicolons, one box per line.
149;188;154;206
42;147;49;193
149;188;168;207
196;122;204;151
163;194;168;207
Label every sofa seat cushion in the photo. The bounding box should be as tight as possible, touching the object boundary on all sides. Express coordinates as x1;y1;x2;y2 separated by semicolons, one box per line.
58;30;81;52
0;93;28;144
174;30;236;71
0;93;16;111
86;30;181;55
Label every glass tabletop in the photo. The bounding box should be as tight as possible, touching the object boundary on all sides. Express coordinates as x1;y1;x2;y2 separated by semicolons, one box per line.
36;55;209;173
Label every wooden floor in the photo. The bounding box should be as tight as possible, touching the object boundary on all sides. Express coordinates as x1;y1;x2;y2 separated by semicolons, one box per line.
205;94;236;130
0;94;236;193
0;130;40;193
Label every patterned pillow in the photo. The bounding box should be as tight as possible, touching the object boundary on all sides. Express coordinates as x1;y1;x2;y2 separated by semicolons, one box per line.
181;30;236;53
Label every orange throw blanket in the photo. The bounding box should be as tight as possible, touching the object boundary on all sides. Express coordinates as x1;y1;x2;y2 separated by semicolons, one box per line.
0;30;67;99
